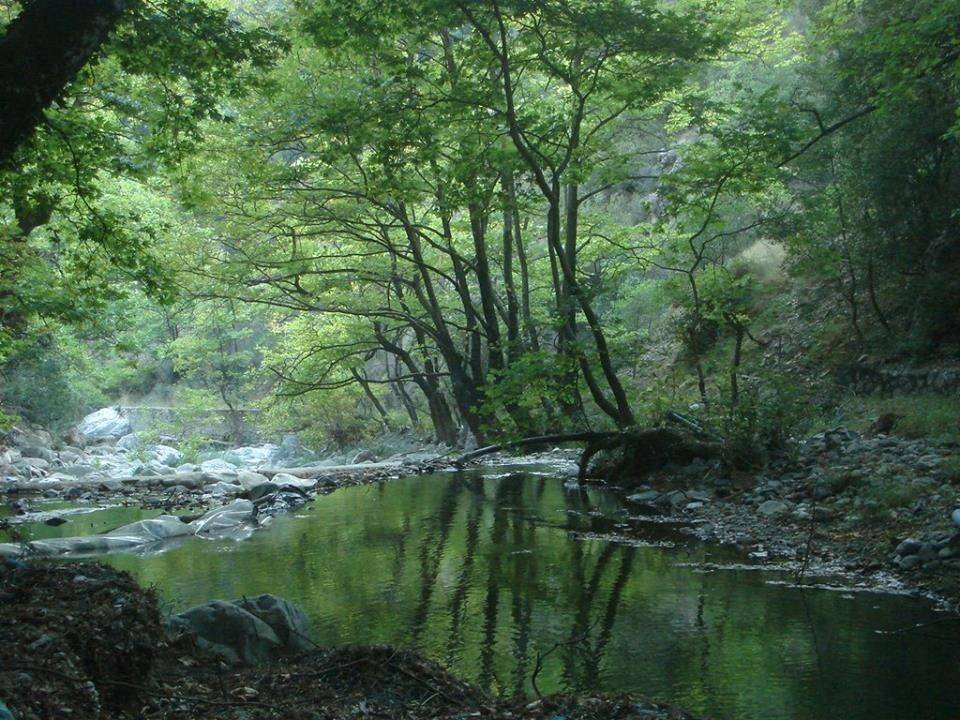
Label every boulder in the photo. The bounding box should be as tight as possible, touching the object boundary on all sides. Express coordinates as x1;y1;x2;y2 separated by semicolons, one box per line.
77;407;132;441
6;425;53;450
351;449;377;464
190;499;255;538
151;445;183;467
116;433;140;451
236;470;271;492
58;448;81;464
205;481;244;497
270;435;312;465
167;600;281;665
19;445;56;462
757;500;790;517
270;472;317;491
17;457;50;473
200;458;239;474
167;594;311;665
233;595;313;653
223;445;277;468
896;538;923;557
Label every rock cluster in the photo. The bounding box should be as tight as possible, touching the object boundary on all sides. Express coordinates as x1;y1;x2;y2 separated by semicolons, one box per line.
167;594;313;665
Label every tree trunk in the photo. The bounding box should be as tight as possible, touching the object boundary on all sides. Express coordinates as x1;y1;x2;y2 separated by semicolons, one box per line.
0;0;130;164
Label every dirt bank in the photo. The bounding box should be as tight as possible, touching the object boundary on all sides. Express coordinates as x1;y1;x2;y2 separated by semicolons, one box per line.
0;563;707;720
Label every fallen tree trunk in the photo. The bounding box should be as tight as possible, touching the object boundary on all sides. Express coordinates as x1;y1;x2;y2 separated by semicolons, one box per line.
453;432;621;467
453;427;721;485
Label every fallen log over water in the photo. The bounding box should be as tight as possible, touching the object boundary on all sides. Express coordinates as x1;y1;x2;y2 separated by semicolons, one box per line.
453;426;721;484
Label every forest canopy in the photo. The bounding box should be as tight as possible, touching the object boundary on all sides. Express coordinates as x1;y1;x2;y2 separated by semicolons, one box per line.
0;0;958;452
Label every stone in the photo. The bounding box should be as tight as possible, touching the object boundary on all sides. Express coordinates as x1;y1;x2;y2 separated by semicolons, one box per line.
167;595;311;665
812;484;833;501
270;435;312;465
757;500;790;517
116;433;140;451
58;449;81;464
77;407;132;441
190;500;255;538
898;554;923;570
58;463;95;478
952;508;960;528
167;600;282;665
6;425;52;449
895;538;923;557
232;595;313;653
917;543;938;563
205;481;244;497
151;445;183;467
247;482;279;501
18;457;50;472
627;490;661;504
351;449;377;464
270;472;316;491
20;445;55;462
223;445;277;468
236;470;271;492
200;458;240;474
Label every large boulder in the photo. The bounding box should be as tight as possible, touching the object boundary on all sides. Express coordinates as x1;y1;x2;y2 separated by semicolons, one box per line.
233;595;313;653
151;445;183;467
190;499;255;538
200;457;239;474
223;445;278;468
269;434;312;466
6;425;53;450
116;433;140;451
236;469;271;492
166;595;311;665
270;472;317;492
77;407;132;442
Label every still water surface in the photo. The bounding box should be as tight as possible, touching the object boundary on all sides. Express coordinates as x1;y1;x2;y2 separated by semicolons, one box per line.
11;468;960;720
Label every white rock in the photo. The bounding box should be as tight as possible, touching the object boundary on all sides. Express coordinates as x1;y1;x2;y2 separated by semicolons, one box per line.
116;433;140;451
223;445;278;468
205;481;244;497
151;445;183;467
270;472;317;491
77;407;132;441
201;458;240;474
236;470;271;492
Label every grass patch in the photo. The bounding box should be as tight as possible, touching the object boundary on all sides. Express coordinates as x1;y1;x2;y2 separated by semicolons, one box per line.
833;392;960;442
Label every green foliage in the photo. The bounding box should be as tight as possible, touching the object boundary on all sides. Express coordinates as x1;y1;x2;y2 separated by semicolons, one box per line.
714;372;814;468
834;393;960;442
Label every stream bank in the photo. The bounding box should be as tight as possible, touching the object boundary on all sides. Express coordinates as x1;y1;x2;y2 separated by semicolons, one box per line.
0;562;705;720
573;426;960;608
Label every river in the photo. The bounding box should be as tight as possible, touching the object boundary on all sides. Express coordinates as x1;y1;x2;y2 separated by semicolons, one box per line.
7;465;960;719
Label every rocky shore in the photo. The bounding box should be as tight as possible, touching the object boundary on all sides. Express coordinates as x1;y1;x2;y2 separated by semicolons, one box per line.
598;426;960;607
0;407;451;558
4;404;960;609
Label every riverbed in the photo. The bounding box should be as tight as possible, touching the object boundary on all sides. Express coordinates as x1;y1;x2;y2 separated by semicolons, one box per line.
6;465;960;720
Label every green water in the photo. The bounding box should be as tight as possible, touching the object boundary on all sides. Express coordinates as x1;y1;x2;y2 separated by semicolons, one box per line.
13;469;960;719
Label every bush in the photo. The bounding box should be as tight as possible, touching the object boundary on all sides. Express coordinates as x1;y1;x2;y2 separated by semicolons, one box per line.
714;372;813;468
